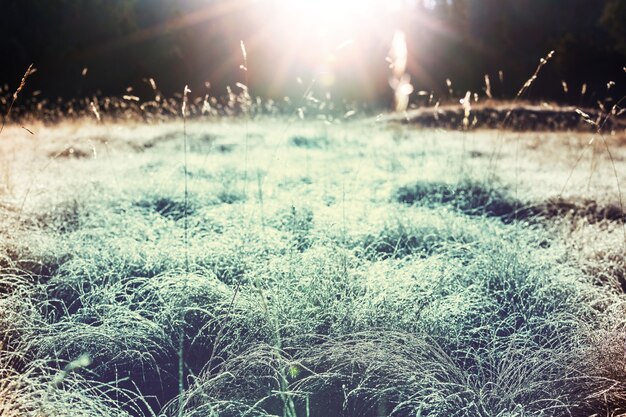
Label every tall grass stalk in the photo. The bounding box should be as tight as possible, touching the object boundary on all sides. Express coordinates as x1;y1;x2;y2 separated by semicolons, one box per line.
0;64;35;195
0;64;35;136
240;41;250;198
257;287;297;417
486;50;555;180
179;84;192;417
560;95;626;245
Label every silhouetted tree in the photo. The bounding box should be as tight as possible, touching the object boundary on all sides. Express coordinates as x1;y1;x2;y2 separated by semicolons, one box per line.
601;0;626;54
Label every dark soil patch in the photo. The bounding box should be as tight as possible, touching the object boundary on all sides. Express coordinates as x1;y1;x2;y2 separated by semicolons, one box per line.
359;230;446;260
185;134;220;153
213;143;237;153
582;252;626;294
216;189;246;205
130;132;179;151
396;180;626;227
289;135;330;149
130;132;218;152
48;146;92;159
273;206;314;251
0;253;68;294
33;199;84;233
395;180;525;221
135;197;195;221
388;104;624;132
534;197;626;223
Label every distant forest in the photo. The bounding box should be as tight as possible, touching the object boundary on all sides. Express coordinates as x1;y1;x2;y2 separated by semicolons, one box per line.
1;0;625;105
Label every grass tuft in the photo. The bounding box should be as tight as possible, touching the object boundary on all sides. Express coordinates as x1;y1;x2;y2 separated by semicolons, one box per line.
136;196;196;222
289;135;330;149
394;179;526;221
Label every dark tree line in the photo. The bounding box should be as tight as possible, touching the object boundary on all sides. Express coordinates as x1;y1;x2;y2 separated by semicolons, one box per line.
1;0;625;105
420;0;626;102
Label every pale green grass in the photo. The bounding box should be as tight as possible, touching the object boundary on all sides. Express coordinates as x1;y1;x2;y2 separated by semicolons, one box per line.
1;119;626;416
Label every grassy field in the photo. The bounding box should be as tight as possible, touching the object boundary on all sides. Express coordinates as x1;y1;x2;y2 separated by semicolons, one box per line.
1;116;626;417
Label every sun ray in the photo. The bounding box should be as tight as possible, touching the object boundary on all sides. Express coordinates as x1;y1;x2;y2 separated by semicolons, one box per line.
246;0;421;96
78;0;251;60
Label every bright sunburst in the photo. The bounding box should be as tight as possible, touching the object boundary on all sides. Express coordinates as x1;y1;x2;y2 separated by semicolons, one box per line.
251;0;418;92
269;0;411;44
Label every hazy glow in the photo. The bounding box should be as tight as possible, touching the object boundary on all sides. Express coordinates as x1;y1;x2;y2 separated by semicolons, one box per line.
256;0;417;91
270;0;406;44
389;30;413;112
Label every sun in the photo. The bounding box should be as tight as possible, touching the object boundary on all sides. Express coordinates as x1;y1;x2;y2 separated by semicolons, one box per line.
249;0;416;92
274;0;377;30
269;0;405;45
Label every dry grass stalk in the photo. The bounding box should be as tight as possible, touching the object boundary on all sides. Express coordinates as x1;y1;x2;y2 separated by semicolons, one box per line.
89;101;101;122
484;74;493;99
516;50;555;98
0;64;36;136
240;40;248;72
461;91;472;129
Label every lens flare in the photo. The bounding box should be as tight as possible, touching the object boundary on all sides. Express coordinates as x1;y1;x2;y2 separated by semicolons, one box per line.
268;0;409;46
250;0;420;99
389;30;413;112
